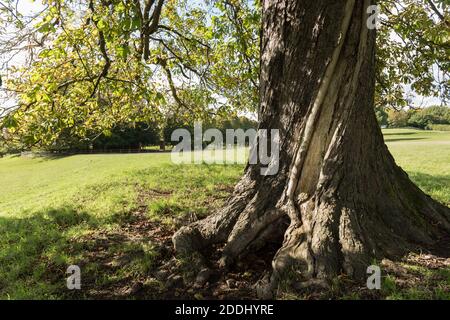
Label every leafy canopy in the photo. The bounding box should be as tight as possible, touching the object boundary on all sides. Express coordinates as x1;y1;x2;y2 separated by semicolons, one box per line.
0;0;448;148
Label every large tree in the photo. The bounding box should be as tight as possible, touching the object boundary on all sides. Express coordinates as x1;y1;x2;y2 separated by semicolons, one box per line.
1;0;449;297
172;0;450;297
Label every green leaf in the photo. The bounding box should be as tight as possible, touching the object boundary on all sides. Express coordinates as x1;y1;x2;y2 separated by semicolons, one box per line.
97;19;108;31
37;22;52;33
3;115;18;129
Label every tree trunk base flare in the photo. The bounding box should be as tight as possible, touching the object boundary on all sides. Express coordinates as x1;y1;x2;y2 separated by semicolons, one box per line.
173;0;450;298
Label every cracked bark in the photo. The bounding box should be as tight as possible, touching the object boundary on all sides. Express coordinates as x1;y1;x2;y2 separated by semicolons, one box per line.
172;0;450;298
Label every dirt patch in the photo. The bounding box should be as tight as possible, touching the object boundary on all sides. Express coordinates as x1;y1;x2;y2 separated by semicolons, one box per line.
63;185;269;299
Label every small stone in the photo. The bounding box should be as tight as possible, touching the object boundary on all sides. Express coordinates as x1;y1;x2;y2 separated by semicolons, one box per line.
226;279;236;289
195;268;212;287
381;258;394;267
293;279;329;290
129;282;143;294
155;269;169;281
166;275;184;289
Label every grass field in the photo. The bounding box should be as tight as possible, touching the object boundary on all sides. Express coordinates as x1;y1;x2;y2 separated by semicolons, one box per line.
0;128;449;299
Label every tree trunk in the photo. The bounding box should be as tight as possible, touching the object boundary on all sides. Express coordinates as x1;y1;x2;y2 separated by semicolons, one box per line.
172;0;450;297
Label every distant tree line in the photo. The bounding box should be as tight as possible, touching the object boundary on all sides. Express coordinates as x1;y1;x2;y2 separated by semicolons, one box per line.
163;116;258;148
376;106;450;130
60;116;257;151
1;116;258;154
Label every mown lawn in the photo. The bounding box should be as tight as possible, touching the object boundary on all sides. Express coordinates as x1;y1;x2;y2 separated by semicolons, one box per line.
0;128;449;299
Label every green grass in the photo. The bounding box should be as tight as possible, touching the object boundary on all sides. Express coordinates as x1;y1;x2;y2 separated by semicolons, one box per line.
427;124;450;131
0;128;449;299
377;261;450;300
0;153;241;299
382;128;450;205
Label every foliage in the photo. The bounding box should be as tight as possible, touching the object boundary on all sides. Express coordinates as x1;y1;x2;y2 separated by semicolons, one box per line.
92;122;161;150
386;105;450;129
387;109;410;128
375;0;449;109
0;0;259;149
0;0;448;148
407;105;450;129
42;114;257;151
375;106;389;126
163;115;257;147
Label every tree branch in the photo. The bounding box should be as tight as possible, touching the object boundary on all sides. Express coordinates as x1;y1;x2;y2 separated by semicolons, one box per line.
87;0;111;101
159;58;192;112
426;0;449;26
142;0;164;60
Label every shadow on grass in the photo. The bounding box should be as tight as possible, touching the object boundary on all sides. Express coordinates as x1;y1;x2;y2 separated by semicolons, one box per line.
383;131;419;136
37;150;172;161
384;137;426;142
39;154;74;161
0;207;93;299
407;172;450;210
0;203;169;299
409;171;450;197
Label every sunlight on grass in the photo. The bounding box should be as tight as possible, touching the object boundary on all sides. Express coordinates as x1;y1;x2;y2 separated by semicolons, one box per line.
0;128;448;298
383;128;450;205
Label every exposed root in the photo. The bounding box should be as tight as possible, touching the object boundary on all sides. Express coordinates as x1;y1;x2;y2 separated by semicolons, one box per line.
219;207;285;268
173;172;256;256
172;209;238;260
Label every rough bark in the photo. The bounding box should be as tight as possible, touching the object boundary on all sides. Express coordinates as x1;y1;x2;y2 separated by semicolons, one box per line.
172;0;450;297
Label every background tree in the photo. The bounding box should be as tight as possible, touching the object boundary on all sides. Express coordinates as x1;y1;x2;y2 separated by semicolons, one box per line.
407;105;450;129
387;109;410;128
